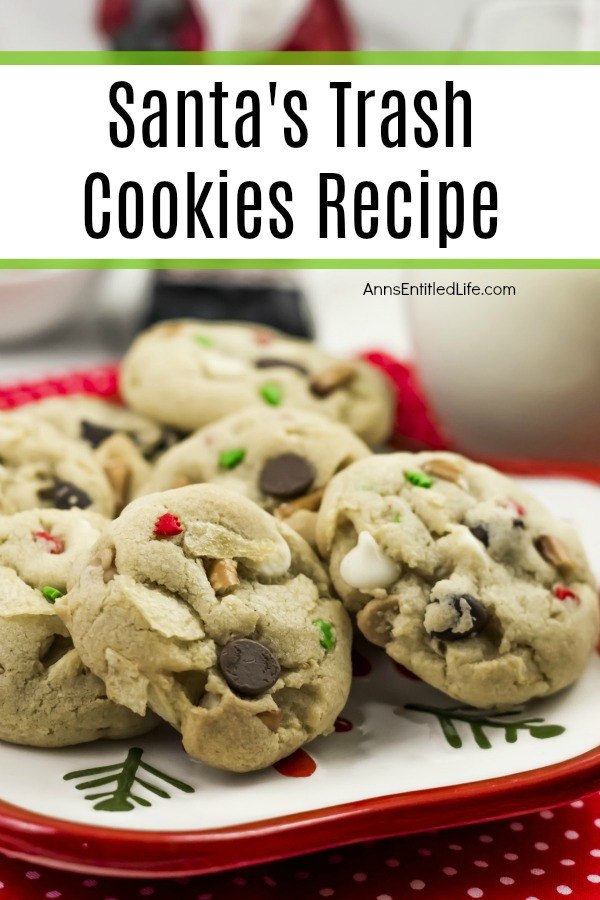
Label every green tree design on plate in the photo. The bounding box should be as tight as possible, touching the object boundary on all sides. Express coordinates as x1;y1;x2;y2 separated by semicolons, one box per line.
64;747;194;811
405;703;565;750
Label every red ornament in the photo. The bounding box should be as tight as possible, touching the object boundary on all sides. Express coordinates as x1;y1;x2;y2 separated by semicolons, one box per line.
33;530;64;555
554;586;580;604
154;513;184;538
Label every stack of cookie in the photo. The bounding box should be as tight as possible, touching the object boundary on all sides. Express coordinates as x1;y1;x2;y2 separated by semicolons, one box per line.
0;319;596;773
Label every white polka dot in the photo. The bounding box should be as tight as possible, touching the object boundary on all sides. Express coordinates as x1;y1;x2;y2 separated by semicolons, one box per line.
474;860;489;868
385;858;400;868
140;890;155;897
479;835;493;843
410;881;426;891
443;867;457;876
556;887;572;896
45;894;61;900
594;818;600;828
510;822;524;832
352;874;367;883
535;842;549;851
531;868;545;876
263;877;277;887
587;875;600;884
449;844;462;851
26;873;41;881
82;881;97;888
418;848;432;857
467;889;484;899
564;830;579;840
319;890;334;898
571;800;584;808
540;810;554;819
560;860;575;866
504;853;518;861
526;897;540;900
500;877;515;885
377;896;393;900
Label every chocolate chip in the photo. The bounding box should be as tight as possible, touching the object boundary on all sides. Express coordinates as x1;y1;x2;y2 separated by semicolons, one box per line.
255;358;309;376
427;594;489;641
218;639;281;697
513;519;526;529
469;525;489;547
80;420;115;449
259;453;316;499
38;479;92;510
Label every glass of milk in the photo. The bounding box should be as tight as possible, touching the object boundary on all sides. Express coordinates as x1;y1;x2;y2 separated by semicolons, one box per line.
410;270;600;463
458;0;598;51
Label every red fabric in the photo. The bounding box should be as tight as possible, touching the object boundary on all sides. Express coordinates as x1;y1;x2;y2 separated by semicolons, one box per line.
1;360;599;897
96;0;353;51
283;0;355;51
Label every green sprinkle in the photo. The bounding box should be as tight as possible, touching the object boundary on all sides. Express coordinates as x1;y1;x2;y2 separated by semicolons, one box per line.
42;586;63;604
393;513;403;523
194;334;213;347
404;470;434;489
259;382;283;406
313;619;336;651
219;448;246;470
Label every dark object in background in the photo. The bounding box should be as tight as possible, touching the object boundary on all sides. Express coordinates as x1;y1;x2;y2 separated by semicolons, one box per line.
104;0;315;341
143;273;315;339
103;0;194;50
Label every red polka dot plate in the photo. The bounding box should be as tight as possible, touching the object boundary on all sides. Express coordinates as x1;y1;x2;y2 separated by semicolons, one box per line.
0;375;599;878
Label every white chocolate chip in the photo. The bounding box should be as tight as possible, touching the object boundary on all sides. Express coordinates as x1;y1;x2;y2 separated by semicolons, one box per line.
202;351;248;378
258;537;292;578
340;531;400;591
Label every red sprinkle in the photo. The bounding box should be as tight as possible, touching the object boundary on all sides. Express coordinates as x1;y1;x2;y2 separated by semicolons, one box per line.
554;586;580;604
253;330;275;346
334;717;353;733
154;513;184;538
502;498;526;517
33;531;64;555
273;749;316;778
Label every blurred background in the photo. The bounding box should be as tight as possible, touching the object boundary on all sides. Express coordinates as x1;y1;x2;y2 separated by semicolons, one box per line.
0;0;599;462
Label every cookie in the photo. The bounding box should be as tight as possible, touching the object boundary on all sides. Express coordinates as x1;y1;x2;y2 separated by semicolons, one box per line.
0;509;155;747
137;408;371;547
60;484;352;772
120;320;393;446
316;452;599;708
24;395;177;458
22;396;181;510
0;412;116;517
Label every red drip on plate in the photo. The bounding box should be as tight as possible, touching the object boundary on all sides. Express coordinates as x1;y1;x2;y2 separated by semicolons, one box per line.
273;749;317;778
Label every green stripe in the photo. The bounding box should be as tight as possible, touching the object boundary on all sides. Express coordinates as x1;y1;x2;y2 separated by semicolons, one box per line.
1;259;599;269
1;50;600;65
